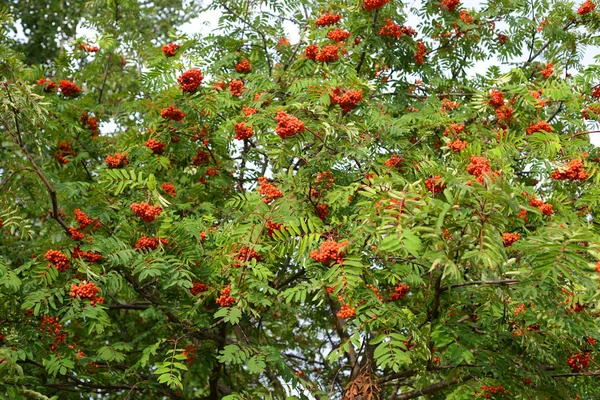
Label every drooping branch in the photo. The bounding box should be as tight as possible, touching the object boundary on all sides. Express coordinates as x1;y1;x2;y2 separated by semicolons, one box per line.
390;376;472;400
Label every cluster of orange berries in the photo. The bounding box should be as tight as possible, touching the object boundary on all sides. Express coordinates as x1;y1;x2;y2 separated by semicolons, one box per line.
229;79;245;97
441;99;460;113
337;303;356;318
363;0;390;11
567;352;591;371
216;285;236;306
162;43;180;57
441;0;461;12
161;105;186;121
541;62;553;79
311;171;334;198
385;154;404;169
277;37;290;47
305;44;340;62
37;78;57;92
578;0;597;15
257;177;283;204
135;236;168;250
182;344;197;363
192;150;210;166
329;88;363;113
526;121;552;135
234;122;254;140
502;232;520;247
379;19;403;39
480;385;507;399
235;58;252;73
161;183;176;196
243;106;257;116
327;28;351;42
390;283;410;301
105;152;129;169
145;139;166;154
235;246;263;266
550;159;590;181
44;250;70;271
72;247;103;263
425;175;446;194
81;112;99;136
366;283;383;302
588;336;597;345
130;202;163;222
59;80;82;97
528;196;554;216
467;155;500;185
190;282;208;296
315;203;329;221
274;110;305;139
310;240;348;265
54;141;76;165
177;68;203;93
488;90;505;109
78;43;99;52
315;12;341;27
414;41;427;65
40;316;67;350
443;123;465;137
266;219;283;237
514;304;526;316
448;139;467;152
70;281;104;306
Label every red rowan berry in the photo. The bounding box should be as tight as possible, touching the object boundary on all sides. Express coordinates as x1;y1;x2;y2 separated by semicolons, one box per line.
257;177;283;204
105;153;129;169
480;385;507;399
526;121;552;135
441;98;459;112
130;202;163;222
390;283;410;301
414;41;427;65
305;44;319;60
242;106;258;116
234;122;254;140
315;203;329;221
550;159;590;181
315;12;341;26
59;80;81;97
310;240;348;265
192;150;210;166
495;105;513;121
448;139;467;152
385;154;404;169
315;44;339;62
337;303;356;318
502;232;520;247
587;336;597;345
235;246;263;266
379;19;403;39
274;110;305;138
366;284;383;302
488;89;505;109
577;0;596;15
425;175;446;194
266;219;283;237
44;250;70;271
567;352;590;371
277;37;291;47
363;0;390;11
72;247;102;263
190;282;208;296
330;88;363;113
161;105;186;121
37;78;57;92
459;9;473;23
161;183;176;196
70;281;104;306
497;33;509;44
145;139;167;154
441;0;461;12
69;227;85;241
235;58;252;73
229;79;245;97
214;81;226;91
162;43;180;57
216;285;236;306
327;28;351;42
177;68;204;92
135;236;168;250
541;62;553;79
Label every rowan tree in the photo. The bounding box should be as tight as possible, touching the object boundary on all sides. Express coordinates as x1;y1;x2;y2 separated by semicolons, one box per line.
2;0;600;399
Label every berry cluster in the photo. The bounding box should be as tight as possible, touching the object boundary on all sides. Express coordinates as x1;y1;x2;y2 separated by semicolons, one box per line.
44;250;70;271
258;177;283;204
305;44;340;62
550;159;590;181
229;79;245;97
82;113;99;137
330;88;363;113
70;281;104;306
592;86;600;98
234;122;254;140
497;33;509;44
327;28;351;42
162;43;180;57
145;139;167;154
277;37;290;47
577;0;596;15
37;78;56;92
135;236;168;250
274;110;305;138
425;175;446;194
541;62;553;79
310;240;348;265
216;285;236;306
467;155;499;185
130;202;163;222
414;41;427;65
315;203;329;221
59;80;82;97
459;9;474;23
567;352;591;371
583;104;600;119
192;150;210;166
311;171;334;198
514;304;526;315
266;219;283;237
190;282;208;296
161;183;176;196
443;123;465;136
243;106;258;116
390;283;410;301
213;81;226;91
595;260;600;274
337;303;356;318
235;58;252;73
526;121;552;135
502;232;520;247
69;226;85;241
161;105;186;121
40;316;67;350
105;152;129;169
441;0;461;12
78;43;99;52
384;154;404;171
448;139;467;152
72;209;100;238
315;12;341;26
441;98;460;113
363;0;390;11
366;283;383;302
379;20;412;39
480;385;507;399
54;141;76;165
588;336;597;345
528;196;554;216
488;89;505;108
177;68;204;92
72;247;103;263
235;246;263;266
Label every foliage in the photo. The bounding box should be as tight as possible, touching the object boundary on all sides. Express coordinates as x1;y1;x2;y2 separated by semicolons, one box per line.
2;0;600;399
